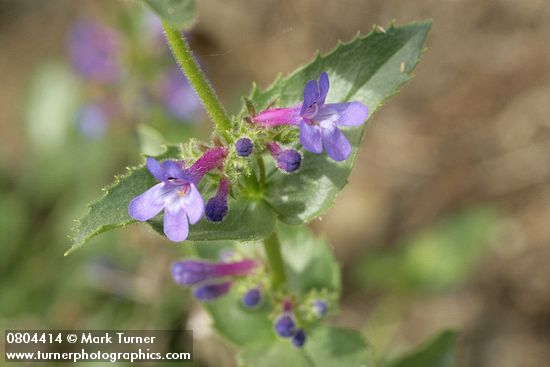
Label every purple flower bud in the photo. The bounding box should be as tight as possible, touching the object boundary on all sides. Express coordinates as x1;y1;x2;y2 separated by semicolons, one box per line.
205;178;229;222
77;103;108;138
292;329;307;347
277;150;302;172
193;281;232;301
314;300;328;317
171;258;259;286
68;19;122;83
242;288;262;308
267;142;302;173
235;138;254;157
274;314;296;338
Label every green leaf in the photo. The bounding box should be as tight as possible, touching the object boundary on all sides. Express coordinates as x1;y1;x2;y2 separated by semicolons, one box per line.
205;291;275;347
383;330;457;367
67;146;275;254
143;0;196;30
137;124;167;156
278;222;340;293
239;340;312;367
239;326;371;367
249;21;431;224
304;326;371;367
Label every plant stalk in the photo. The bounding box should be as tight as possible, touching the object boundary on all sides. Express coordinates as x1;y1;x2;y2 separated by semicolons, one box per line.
263;231;286;290
162;23;232;138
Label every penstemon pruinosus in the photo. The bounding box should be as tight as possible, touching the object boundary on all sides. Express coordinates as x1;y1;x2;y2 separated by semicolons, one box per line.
68;1;447;365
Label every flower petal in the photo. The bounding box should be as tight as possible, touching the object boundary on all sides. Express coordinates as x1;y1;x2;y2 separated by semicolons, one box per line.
300;79;320;115
164;204;189;242
128;183;166;221
322;126;352;161
321;102;369;127
162;160;188;180
146;157;165;181
182;184;204;225
318;72;329;104
299;121;323;154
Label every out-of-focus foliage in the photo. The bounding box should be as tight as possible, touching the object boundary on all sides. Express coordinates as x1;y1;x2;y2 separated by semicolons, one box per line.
0;4;204;365
382;330;457;367
352;208;499;292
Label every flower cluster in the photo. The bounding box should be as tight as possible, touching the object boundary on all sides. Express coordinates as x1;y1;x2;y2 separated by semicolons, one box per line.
127;72;358;348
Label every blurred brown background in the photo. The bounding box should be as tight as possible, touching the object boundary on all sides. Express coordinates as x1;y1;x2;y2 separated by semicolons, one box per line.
1;1;550;366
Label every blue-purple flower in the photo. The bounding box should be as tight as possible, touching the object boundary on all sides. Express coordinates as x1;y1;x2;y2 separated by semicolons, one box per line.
171;258;259;286
77;103;109;139
253;72;369;161
68;19;122;83
171;258;260;302
158;67;203;121
128;147;227;242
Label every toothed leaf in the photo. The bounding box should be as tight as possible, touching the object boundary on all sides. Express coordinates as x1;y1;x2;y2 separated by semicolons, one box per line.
249;21;431;224
68;145;275;254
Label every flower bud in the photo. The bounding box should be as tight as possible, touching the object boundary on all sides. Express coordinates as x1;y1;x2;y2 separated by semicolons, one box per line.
292;329;307;347
314;300;328;317
235;138;254;157
267;142;302;173
274;314;296;338
205;178;229;222
242;288;262;308
277;149;301;172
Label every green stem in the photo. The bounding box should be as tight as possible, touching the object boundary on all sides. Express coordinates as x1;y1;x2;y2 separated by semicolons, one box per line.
256;155;266;188
162;23;232;138
263;231;286;290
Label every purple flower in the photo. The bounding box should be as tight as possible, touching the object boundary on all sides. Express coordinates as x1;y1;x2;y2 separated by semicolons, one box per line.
77;103;108;139
235;138;254;157
158;67;203;121
267;142;301;173
68;19;122;83
292;329;307;347
205;178;229;222
193;281;232;301
242;288;262;308
274;314;296;338
128;148;227;242
171;258;259;286
254;72;369;161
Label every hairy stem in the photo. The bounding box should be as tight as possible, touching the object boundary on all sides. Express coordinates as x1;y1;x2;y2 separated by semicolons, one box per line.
162;23;232;138
263;231;286;290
